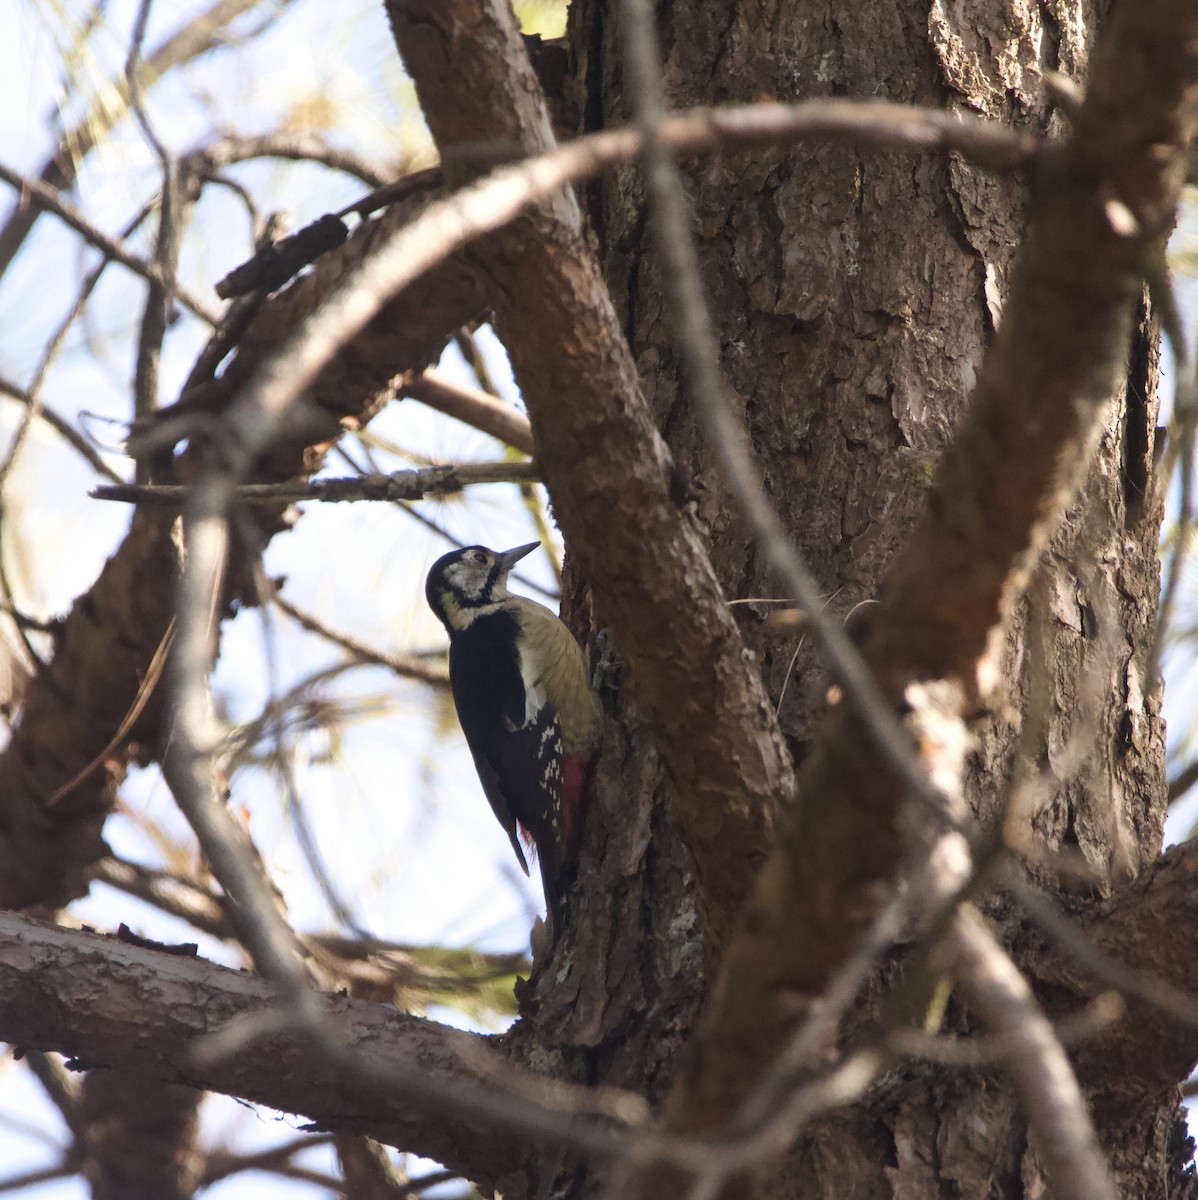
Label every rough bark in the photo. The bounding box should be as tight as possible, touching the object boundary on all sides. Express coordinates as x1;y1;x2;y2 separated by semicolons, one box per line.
0;913;525;1190
2;844;1197;1195
386;0;797;964
79;1068;202;1200
1074;840;1198;1114
653;0;1195;1174
518;0;1185;1195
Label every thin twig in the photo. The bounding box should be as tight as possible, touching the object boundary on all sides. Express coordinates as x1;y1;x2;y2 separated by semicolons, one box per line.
23;1052;81;1138
0;1164;75;1195
0;199;146;681
94;856;231;937
1168;756;1198;803
194;131;391;191
0;200;146;495
97;856;530;1004
0;162;219;325
336;439;558;601
201;170;262;238
0;378;123;484
256;1162;343;1190
272;591;449;686
0;0;273;283
127;0;184;452
454;328;501;396
0;508;47;675
239;525;372;938
1148;306;1197;692
44;623;174;807
177;214;294;398
202;1132;337;1184
886;991;1125;1065
725;889;911;1135
92;460;540;506
223;660;369;773
952;906;1117;1200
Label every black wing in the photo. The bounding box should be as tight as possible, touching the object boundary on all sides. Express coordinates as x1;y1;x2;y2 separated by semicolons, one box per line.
448;611;562;875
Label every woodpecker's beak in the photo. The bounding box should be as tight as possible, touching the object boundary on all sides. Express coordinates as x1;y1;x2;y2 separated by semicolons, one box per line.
498;542;540;570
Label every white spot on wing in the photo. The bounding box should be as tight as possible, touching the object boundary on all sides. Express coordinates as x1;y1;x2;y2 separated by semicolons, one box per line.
517;631;549;727
524;678;547;726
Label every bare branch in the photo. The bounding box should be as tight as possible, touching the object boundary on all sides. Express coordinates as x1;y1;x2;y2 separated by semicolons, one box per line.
0;180;488;910
96;855;527;1007
0;376;123;484
163;485;316;1004
271;592;450;686
0;507;180;909
24;1052;82;1139
44;625;174;807
885;992;1125;1065
91;460;539;507
335;1136;412;1198
0;162;219;325
94;856;232;937
1008;867;1198;1028
0;912;631;1188
1150;344;1198;687
401;370;535;454
0;1164;75;1194
193;132;391;190
202;1133;336;1186
126;0;186;447
2;198;155;498
0;0;277;281
1169;755;1198;803
952;907;1117;1200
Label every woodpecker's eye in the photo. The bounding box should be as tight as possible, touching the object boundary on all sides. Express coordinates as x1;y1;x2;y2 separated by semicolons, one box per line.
470;550;487;564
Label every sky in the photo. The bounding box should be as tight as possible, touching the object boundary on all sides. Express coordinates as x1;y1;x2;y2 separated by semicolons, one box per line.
0;0;565;938
0;0;559;1194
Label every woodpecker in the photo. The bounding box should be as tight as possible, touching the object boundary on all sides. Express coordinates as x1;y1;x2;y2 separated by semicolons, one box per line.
425;542;602;933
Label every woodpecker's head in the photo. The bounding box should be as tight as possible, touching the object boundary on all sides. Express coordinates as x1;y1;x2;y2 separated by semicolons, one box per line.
425;542;539;631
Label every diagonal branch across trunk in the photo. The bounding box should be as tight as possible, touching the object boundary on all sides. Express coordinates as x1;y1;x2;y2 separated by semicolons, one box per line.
385;0;795;952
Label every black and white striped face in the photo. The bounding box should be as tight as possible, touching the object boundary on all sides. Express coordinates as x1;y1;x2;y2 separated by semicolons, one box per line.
425;542;538;631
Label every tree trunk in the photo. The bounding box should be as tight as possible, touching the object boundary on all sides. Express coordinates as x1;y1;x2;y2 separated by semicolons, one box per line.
510;2;1181;1197
2;1;1192;1196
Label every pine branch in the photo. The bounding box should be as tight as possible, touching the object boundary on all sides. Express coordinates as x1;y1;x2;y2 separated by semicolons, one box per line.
91;461;539;507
